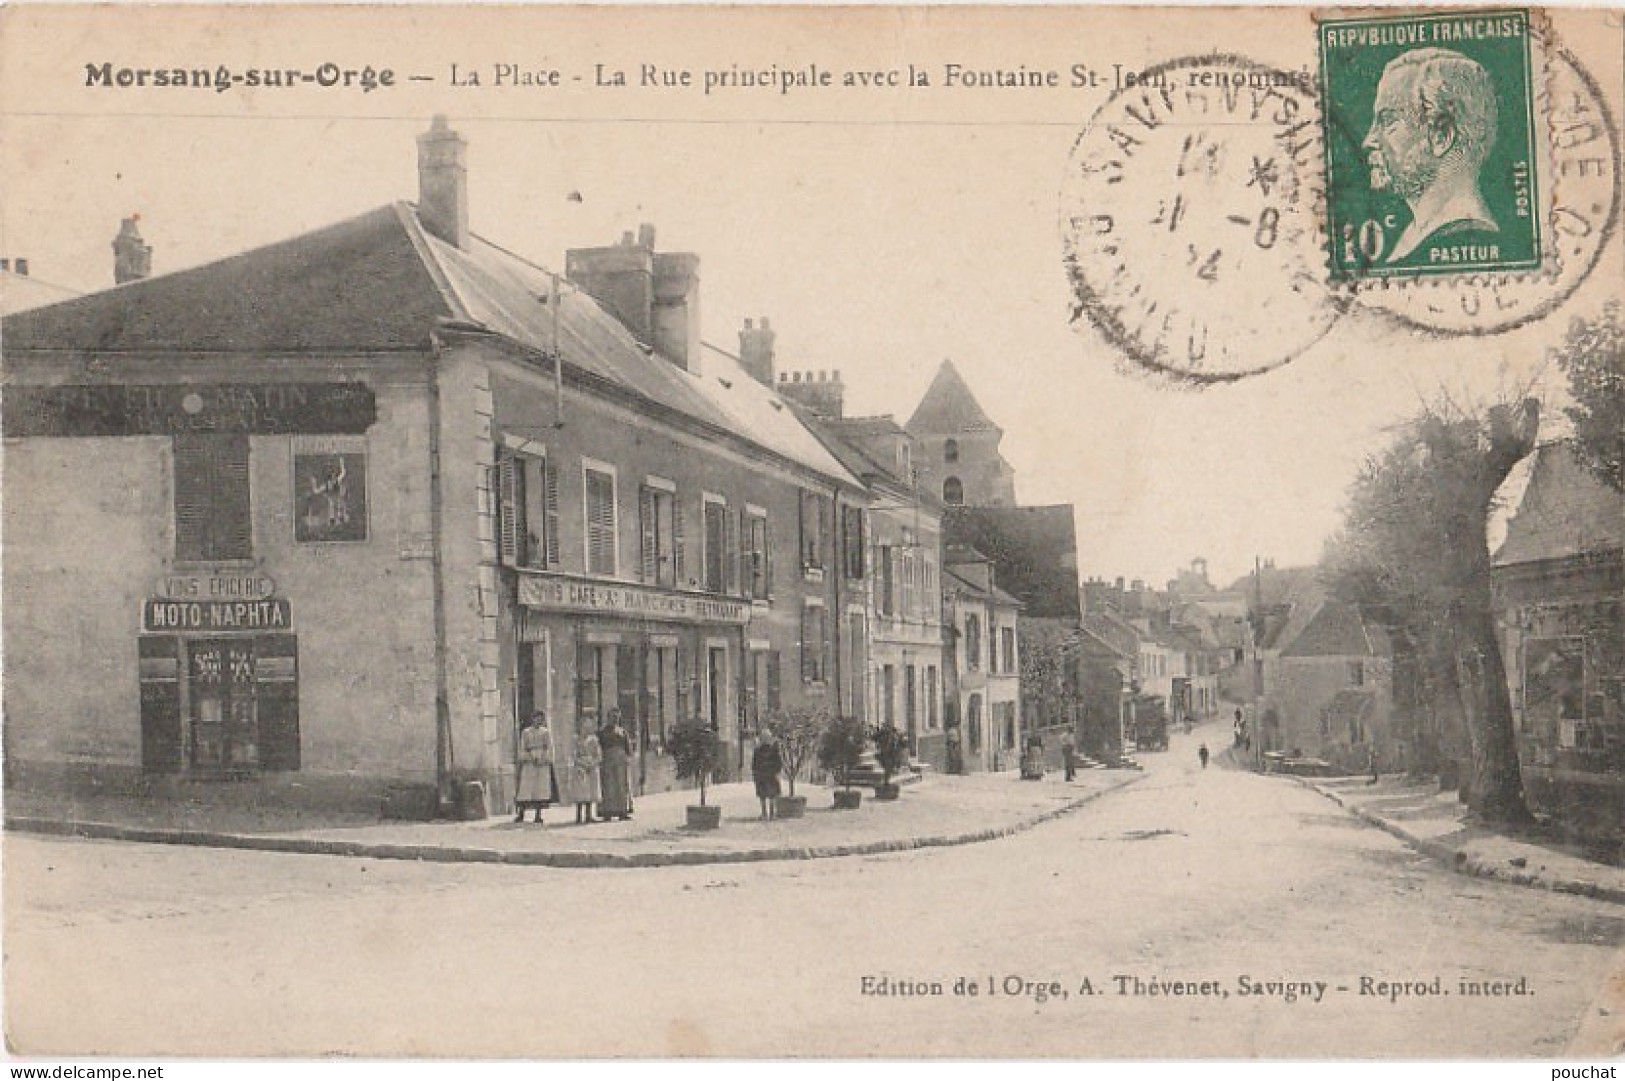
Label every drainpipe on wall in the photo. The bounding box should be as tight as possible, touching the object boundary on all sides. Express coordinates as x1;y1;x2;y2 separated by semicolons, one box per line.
428;334;456;816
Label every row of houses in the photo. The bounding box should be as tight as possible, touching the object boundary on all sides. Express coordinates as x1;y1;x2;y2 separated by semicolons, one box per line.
1;118;1046;818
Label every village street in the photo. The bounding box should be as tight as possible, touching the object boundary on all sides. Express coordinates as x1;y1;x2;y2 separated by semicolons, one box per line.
6;721;1622;1060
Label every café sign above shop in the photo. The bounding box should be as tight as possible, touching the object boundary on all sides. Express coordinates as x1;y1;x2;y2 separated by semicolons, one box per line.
3;382;376;437
519;573;751;626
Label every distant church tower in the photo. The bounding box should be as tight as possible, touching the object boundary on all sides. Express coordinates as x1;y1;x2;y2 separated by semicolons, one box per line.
905;359;1016;507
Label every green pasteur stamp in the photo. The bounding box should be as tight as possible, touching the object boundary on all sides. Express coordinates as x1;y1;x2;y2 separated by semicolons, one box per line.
1319;9;1543;280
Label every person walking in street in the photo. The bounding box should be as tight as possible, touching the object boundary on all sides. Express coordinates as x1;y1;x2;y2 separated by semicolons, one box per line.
514;710;556;824
1061;733;1077;782
566;724;603;824
598;708;634;821
1197;742;1210;770
752;733;783;819
1367;742;1380;786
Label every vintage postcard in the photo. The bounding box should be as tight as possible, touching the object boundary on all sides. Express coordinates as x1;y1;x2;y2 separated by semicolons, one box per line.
2;2;1621;1064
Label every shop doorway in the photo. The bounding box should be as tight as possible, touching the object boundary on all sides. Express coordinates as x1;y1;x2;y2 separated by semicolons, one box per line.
188;638;259;775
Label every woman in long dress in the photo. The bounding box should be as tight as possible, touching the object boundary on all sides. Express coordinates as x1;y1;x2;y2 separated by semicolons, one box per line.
598;709;634;821
567;728;603;825
515;711;555;824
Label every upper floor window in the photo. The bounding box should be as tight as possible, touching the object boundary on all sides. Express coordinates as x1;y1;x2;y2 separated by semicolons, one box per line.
943;438;959;463
744;509;772;601
965;613;981;671
638;481;681;588
583;463;618;577
799;490;830;574
702;496;736;595
174;433;251;562
497;447;559;569
841;505;866;579
942;477;964;505
1001;626;1017;673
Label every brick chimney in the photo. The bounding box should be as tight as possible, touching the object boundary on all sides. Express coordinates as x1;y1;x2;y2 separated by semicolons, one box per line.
738;317;776;386
417;115;469;249
112;216;152;284
777;369;845;419
568;224;704;372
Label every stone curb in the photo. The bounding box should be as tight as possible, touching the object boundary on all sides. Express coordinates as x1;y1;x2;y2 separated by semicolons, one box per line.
1287;776;1625;907
4;773;1146;870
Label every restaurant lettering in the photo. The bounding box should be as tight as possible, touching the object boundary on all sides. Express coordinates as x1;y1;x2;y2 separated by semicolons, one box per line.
144;599;292;632
519;574;750;625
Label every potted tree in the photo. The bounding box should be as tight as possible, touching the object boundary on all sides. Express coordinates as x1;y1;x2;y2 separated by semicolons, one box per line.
669;720;724;830
818;714;868;810
870;724;909;801
768;705;825;819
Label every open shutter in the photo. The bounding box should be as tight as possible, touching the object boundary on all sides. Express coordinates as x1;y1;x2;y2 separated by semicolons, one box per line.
763;517;774;598
497;451;520;566
173;434;211;562
542;460;561;568
639;487;659;583
766;651;782;712
673;498;687;587
213;434;252;560
801;607;816;682
727;507;742;596
797;491;810;570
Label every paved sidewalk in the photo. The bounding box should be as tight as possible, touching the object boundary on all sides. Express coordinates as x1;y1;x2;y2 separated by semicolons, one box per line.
5;769;1144;868
1298;775;1625;905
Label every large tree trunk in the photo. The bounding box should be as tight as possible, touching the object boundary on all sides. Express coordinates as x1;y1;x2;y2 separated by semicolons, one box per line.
1454;585;1533;823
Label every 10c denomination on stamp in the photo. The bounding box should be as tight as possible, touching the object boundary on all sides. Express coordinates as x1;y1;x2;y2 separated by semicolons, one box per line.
1319;8;1543;280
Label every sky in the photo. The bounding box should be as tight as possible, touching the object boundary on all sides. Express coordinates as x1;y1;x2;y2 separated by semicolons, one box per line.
2;5;1615;590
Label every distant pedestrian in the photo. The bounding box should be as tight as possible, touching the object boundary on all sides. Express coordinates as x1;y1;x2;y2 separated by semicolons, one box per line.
752;734;783;819
514;711;556;824
598;709;634;821
565;725;603;824
1061;733;1077;781
1367;743;1379;785
1198;743;1209;770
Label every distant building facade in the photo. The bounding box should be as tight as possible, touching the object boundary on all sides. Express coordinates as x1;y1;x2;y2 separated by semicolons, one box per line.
905;359;1017;508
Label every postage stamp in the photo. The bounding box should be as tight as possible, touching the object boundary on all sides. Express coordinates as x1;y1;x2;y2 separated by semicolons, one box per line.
1319;8;1543;280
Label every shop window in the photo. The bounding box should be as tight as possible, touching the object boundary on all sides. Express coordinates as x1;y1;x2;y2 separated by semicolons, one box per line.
583;464;618;576
497;448;559;569
841;505;866;579
638;483;681;588
799;489;829;574
801;603;828;683
882;665;896;725
965;614;981;671
845;611;865;718
942;477;964;505
744;510;771;600
174;433;251;562
968;695;983;752
926;666;939;729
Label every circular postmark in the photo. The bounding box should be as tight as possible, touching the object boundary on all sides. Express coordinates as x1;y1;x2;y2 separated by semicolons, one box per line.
1343;38;1619;337
1060;54;1346;385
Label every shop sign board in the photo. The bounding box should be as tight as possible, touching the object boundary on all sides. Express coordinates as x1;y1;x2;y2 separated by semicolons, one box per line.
519;573;750;626
143;599;293;633
156;573;278;600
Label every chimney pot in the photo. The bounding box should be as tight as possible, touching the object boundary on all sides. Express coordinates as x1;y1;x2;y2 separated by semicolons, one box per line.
743;317;754;330
15;258;28;276
761;316;771;328
0;259;9;273
416;115;469;249
638;223;656;248
112;215;153;284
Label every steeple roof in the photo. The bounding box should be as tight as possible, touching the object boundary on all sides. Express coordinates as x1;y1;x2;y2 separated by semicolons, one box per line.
905;359;1000;435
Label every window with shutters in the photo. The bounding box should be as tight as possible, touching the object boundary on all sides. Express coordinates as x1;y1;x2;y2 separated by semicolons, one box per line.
879;546;896;618
638;482;677;587
583;463;618;577
174;433;252;562
1002;627;1017;674
766;651;782;712
801;602;827;684
926;666;939;729
702;496;730;594
799;490;828;575
496;448;559;570
841;505;865;579
744;509;771;601
965;613;981;671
